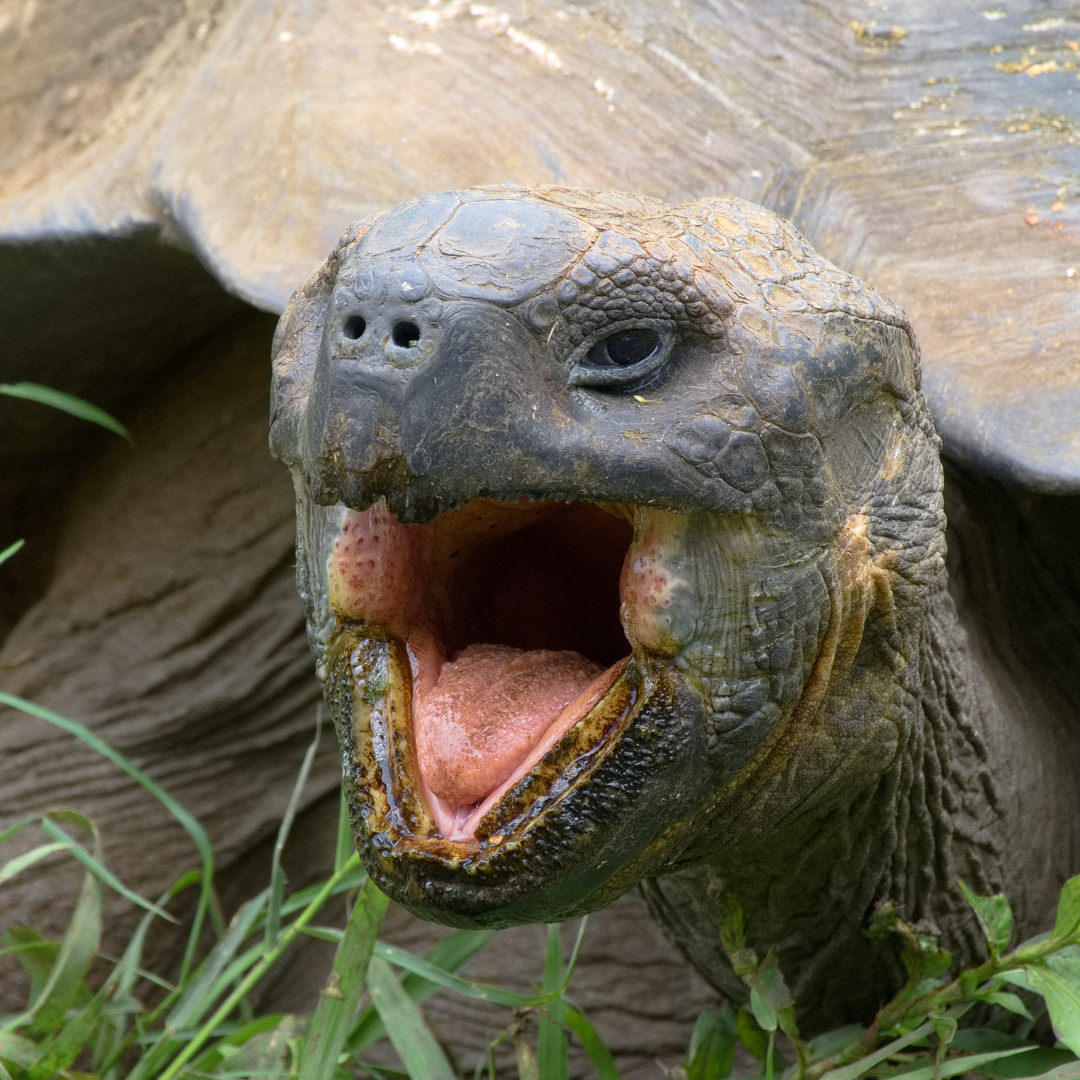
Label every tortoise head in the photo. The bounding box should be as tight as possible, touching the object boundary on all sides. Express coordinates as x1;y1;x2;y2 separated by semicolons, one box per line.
269;186;945;926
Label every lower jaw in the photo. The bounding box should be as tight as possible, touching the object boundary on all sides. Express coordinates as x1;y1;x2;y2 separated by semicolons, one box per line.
328;625;728;928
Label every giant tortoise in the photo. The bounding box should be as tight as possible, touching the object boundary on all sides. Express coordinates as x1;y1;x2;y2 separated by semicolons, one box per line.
2;0;1079;1072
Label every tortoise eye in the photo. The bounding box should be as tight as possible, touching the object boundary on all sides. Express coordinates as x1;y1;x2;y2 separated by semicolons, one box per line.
567;322;675;389
586;328;660;367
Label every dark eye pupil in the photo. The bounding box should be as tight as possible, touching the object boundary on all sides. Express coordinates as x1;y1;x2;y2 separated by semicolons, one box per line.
588;328;659;367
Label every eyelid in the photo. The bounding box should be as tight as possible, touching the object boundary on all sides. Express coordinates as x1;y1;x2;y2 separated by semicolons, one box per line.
567;321;676;388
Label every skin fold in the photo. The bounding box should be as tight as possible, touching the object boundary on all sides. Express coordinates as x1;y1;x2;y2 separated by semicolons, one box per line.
270;186;1080;1028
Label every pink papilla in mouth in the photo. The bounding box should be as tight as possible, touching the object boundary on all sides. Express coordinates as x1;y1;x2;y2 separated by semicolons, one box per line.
327;498;670;841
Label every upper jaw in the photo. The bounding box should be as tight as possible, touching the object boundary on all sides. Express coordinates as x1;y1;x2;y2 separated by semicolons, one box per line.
292;296;769;524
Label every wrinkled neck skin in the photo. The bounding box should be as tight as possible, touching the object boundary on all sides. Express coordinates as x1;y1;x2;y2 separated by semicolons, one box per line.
643;554;1080;1029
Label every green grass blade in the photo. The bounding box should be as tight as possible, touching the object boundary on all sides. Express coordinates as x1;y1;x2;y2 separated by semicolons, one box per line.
367;955;457;1080
266;713;322;952
0;815;38;846
89;873;199;1078
419;930;499;983
0;936;59;965
0;1032;37;1068
129;929;268;1078
267;869;369;923
372;942;575;1009
297;879;388;1080
347;929;496;1054
1013;1062;1080;1080
21;851;103;1036
116;872;200;1001
92;882;192;1078
299;926;345;943
563;917;589;983
565;1005;621;1080
685;1004;736;1080
880;1046;1035;1080
818;1008;983;1080
229;871;369;950
0;841;68;885
1;928;59;1008
165;888;270;1032
0;693;221;973
40;815;176;922
808;1026;866;1059
6;811;105;1037
25;982;109;1079
0;539;23;567
151;853;362;1080
175;1012;294;1078
334;785;354;874
819;1021;936;1080
0;382;132;441
538;924;568;1080
203;941;268;1003
951;1031;1075;1078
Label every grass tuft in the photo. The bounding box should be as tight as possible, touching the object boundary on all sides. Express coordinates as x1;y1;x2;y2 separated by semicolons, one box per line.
0;695;616;1079
3;691;1080;1080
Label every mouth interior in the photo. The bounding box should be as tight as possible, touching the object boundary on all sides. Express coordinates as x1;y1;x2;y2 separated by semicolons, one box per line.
408;501;634;839
441;502;633;664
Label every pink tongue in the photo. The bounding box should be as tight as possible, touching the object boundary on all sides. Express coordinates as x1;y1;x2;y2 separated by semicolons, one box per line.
414;644;602;807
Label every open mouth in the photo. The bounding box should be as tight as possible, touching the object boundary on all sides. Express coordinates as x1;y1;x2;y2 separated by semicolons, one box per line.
327;498;640;843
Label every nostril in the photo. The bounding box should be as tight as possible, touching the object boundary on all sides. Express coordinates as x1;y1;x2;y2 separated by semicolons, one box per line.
392;321;421;348
342;315;367;339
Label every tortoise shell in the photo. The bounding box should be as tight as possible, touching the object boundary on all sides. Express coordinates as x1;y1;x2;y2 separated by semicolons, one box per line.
2;0;1077;491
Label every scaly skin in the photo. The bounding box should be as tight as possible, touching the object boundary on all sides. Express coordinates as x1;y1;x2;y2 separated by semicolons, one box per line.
269;186;1080;1027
